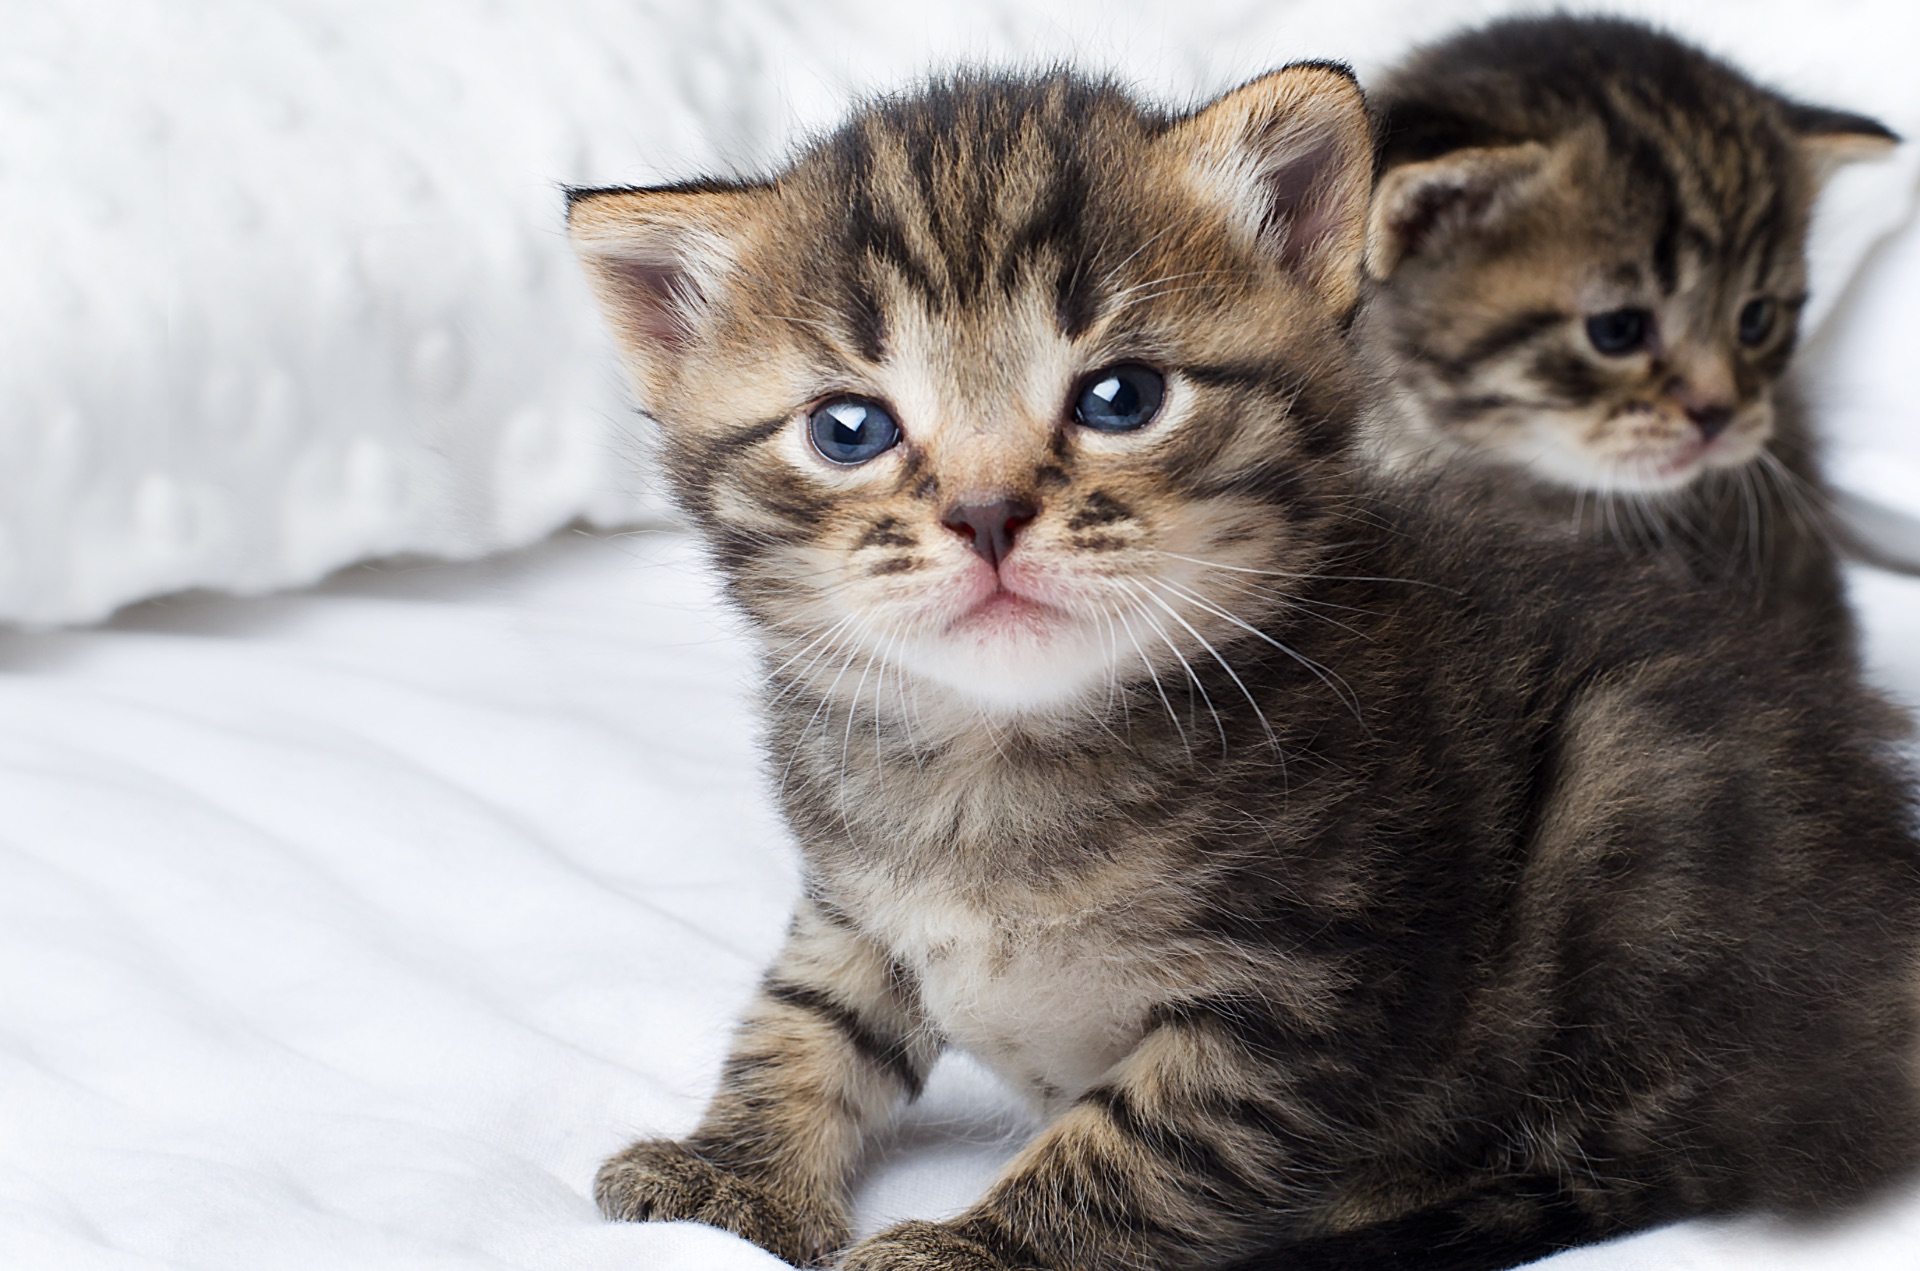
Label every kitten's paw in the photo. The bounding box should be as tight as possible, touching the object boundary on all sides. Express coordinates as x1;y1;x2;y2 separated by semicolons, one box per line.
839;1220;1039;1271
594;1139;842;1266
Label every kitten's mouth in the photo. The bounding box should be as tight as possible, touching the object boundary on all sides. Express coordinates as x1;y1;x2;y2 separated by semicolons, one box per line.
1635;432;1758;488
949;585;1061;636
1582;437;1713;493
1585;406;1766;493
1649;442;1708;481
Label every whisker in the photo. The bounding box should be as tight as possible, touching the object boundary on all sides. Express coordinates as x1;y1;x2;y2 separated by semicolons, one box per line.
1120;582;1230;759
1142;574;1366;729
1755;448;1836;550
764;614;859;686
1148;549;1452;592
1114;598;1192;763
1737;461;1764;587
780;619;871;796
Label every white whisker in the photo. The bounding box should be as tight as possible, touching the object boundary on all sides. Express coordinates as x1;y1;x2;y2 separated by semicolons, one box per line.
1113;597;1192;763
1120;582;1229;758
1142;573;1366;728
1123;578;1282;755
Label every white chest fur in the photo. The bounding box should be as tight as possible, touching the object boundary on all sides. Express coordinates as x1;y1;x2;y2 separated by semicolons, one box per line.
852;883;1167;1109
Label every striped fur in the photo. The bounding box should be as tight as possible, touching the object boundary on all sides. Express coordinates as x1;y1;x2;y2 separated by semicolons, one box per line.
570;66;1920;1270
1355;16;1897;659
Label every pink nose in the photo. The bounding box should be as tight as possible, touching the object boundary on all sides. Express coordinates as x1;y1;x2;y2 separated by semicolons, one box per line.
943;500;1036;569
1666;377;1737;442
1684;402;1734;442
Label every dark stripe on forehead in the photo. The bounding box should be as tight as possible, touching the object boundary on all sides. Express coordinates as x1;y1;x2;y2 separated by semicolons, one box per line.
856;207;945;309
843;274;888;363
835;126;945;308
1590;102;1690;296
1056;257;1099;338
1727;138;1802;279
1608;82;1796;291
904;124;979;299
1651;188;1684;296
1004;116;1090;261
1737;200;1788;281
1001;144;1095;331
814;73;1149;320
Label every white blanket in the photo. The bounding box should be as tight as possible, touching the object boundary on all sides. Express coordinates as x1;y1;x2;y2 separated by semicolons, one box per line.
7;0;1919;624
3;531;1919;1271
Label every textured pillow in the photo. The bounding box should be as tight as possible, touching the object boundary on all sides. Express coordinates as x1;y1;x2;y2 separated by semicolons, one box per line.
7;0;1915;625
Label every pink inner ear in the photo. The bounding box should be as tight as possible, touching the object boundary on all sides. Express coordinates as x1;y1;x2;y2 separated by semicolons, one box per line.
603;255;702;350
1389;174;1495;263
1256;129;1348;276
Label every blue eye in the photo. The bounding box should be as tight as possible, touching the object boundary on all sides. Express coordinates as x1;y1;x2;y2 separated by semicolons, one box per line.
1585;308;1651;356
808;397;901;465
1073;364;1165;433
1737;298;1776;346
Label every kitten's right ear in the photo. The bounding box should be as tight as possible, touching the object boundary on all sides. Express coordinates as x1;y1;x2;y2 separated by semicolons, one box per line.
1366;143;1552;280
1169;63;1376;314
567;184;761;397
1781;102;1899;187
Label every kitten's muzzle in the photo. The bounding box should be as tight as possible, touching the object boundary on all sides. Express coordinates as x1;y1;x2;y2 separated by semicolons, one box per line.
943;500;1037;570
1687;405;1734;443
1665;376;1737;442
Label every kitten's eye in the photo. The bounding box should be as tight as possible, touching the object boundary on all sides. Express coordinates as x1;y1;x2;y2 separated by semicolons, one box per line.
1737;298;1776;347
1584;308;1652;356
1073;364;1165;433
808;397;901;465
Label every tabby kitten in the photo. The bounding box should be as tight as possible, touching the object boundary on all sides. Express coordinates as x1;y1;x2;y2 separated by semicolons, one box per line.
1355;16;1897;656
569;66;1920;1271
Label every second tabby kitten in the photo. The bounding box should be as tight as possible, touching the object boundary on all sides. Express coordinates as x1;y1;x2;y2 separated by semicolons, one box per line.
569;65;1920;1271
1357;16;1897;655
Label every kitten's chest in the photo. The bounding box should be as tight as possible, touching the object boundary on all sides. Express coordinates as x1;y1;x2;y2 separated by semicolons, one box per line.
855;881;1172;1108
797;718;1198;1103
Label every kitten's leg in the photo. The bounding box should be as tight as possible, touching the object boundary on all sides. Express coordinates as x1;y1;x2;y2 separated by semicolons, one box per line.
841;1005;1343;1271
840;1013;1665;1271
597;898;937;1266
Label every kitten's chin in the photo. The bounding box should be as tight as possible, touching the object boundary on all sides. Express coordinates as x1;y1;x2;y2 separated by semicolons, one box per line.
891;603;1118;717
1522;432;1767;496
1509;400;1776;496
1527;444;1708;495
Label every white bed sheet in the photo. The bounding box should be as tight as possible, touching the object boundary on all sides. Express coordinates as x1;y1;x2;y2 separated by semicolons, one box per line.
4;529;1920;1271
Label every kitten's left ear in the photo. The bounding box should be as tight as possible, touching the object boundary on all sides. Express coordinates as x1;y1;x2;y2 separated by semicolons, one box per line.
1782;101;1900;187
1170;63;1375;314
567;182;765;406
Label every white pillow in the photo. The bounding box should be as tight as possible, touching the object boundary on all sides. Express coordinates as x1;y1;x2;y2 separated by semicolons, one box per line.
7;0;1915;626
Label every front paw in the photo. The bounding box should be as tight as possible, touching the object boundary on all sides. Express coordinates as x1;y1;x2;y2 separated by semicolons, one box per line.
840;1220;1040;1271
594;1138;843;1266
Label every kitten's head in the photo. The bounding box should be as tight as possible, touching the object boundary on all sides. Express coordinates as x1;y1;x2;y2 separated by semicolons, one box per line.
1358;17;1896;494
569;67;1373;724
